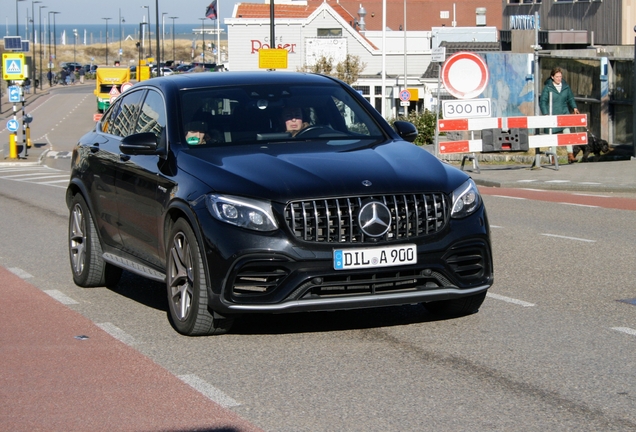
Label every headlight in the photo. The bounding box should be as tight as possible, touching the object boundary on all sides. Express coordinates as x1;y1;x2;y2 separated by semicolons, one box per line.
451;179;482;219
207;194;278;232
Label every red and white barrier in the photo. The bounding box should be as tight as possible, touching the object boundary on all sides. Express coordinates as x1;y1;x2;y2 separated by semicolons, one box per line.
438;114;588;154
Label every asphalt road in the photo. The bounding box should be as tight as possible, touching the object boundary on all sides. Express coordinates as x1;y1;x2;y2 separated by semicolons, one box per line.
1;86;636;431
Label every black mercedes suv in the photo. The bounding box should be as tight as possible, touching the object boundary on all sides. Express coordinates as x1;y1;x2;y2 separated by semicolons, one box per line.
67;71;493;336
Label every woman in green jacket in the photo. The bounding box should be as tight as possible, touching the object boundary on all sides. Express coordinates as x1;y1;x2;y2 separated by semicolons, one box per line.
539;67;580;163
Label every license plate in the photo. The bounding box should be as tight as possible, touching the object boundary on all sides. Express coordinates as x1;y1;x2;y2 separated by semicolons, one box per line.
333;244;417;270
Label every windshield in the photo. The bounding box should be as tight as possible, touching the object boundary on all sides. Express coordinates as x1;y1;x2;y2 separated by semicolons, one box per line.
179;82;385;147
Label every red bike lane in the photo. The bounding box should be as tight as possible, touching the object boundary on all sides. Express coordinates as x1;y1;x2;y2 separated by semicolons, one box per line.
479;186;636;211
0;266;263;432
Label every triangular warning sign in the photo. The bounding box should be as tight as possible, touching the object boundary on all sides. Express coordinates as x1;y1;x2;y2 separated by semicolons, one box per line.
7;61;21;73
109;86;120;97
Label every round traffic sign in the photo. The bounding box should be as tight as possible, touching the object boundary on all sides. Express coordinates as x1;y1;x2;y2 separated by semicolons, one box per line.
441;52;489;100
399;89;411;102
121;81;133;93
6;119;20;132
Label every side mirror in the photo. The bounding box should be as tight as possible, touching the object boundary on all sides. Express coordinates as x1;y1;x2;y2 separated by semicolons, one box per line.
393;121;418;143
120;132;160;155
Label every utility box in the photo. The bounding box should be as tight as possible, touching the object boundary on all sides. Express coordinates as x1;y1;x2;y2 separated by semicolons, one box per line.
481;128;529;152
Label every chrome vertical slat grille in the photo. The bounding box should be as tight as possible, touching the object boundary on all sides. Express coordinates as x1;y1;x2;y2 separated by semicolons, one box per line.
284;193;449;243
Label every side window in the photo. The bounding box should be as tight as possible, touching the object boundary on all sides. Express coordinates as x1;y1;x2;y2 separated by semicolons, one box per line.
134;90;166;141
328;91;383;137
332;96;371;135
104;90;145;137
100;98;122;134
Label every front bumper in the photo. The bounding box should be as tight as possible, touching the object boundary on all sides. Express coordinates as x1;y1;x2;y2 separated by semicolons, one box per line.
199;207;493;315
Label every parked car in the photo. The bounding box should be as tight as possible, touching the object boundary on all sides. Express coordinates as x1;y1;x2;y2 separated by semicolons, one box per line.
64;62;83;72
66;71;493;336
151;67;174;76
175;63;192;72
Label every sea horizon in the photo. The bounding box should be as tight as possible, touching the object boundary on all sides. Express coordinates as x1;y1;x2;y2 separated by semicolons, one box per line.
4;22;228;46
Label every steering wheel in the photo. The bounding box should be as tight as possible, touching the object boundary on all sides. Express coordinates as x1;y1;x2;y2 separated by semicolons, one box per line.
295;124;339;138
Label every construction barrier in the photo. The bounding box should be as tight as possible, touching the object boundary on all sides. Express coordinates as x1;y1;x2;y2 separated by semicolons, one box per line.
438;114;588;154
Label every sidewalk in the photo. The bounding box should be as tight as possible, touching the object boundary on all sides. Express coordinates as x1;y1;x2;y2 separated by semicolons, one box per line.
0;266;263;432
453;152;636;193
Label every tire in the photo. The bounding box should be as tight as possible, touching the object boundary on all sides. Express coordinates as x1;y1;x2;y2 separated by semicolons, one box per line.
422;291;487;317
68;194;122;288
166;219;233;336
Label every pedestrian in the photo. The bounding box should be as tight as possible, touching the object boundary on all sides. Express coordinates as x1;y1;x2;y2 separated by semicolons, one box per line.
539;67;580;164
79;67;85;84
47;70;54;87
60;68;67;86
23;77;31;94
70;69;76;85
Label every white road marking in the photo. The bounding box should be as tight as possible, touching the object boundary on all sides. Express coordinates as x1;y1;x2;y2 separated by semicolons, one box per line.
178;374;241;408
0;166;68;188
44;289;79;305
486;292;535;307
96;322;137;346
558;202;599;208
8;267;33;279
492;195;526;200
16;175;69;181
541;233;596;243
611;327;636;337
573;193;610;198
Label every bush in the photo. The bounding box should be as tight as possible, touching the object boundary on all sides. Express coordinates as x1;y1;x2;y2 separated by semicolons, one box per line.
390;109;440;146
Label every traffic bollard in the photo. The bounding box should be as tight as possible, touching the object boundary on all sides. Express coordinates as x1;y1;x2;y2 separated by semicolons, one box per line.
9;133;18;159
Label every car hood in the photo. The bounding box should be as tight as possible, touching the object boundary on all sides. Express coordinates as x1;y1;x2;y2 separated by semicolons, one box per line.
177;141;469;202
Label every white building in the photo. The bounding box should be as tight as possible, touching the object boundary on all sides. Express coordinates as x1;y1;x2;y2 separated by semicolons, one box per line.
226;0;498;118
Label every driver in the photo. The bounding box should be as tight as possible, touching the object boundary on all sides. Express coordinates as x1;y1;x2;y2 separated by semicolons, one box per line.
282;106;309;137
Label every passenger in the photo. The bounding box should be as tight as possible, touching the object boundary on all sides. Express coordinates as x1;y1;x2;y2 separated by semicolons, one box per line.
185;121;222;145
282;106;309;137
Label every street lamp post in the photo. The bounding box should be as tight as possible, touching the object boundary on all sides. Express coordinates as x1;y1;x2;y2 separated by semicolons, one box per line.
119;9;125;63
31;1;40;44
162;12;167;65
16;0;26;37
31;1;42;94
199;18;206;63
48;11;60;78
73;29;78;63
142;5;152;63
52;11;59;66
38;4;46;90
103;17;111;65
170;17;178;63
155;0;160;72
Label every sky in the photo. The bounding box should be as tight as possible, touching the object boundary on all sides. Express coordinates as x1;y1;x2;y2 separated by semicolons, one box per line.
4;0;241;26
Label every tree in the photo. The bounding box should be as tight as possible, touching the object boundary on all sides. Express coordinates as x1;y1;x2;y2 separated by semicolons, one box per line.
335;55;366;85
390;109;439;145
298;54;366;85
297;56;334;75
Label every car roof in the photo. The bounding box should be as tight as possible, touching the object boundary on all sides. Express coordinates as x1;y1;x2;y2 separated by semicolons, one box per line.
139;71;341;93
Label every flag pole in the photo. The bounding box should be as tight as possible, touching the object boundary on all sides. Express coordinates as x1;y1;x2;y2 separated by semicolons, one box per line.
217;0;220;65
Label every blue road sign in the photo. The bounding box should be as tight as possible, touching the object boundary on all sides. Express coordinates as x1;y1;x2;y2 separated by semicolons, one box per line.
8;86;21;103
6;119;20;132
